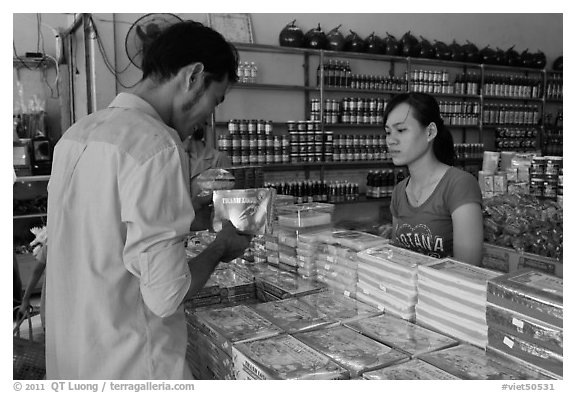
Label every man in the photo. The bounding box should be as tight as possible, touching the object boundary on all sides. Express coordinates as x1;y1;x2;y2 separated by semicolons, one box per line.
45;21;251;379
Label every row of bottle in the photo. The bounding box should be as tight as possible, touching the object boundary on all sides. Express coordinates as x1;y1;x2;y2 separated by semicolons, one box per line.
237;61;258;84
494;127;538;151
265;180;360;203
482;103;540;125
483;74;543;98
495;127;539;139
366;169;406;198
439;100;480;115
317;59;352;87
311;97;388;113
409;71;481;96
316;59;408;91
333;147;388;162
333;133;386;149
311;97;387;125
495;138;538;151
227;119;273;134
454;143;485;160
452;72;481;95
545;74;563;100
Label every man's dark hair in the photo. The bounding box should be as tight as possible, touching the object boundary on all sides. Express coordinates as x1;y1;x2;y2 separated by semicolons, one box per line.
383;92;455;166
141;20;239;86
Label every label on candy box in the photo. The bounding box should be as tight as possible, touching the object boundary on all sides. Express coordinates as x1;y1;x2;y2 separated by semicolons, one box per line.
232;334;349;380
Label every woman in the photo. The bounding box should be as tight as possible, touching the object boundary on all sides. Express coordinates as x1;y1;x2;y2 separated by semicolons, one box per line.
384;92;483;265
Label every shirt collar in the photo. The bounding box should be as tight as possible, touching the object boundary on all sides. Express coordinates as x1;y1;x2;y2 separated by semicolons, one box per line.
108;92;164;123
109;92;184;148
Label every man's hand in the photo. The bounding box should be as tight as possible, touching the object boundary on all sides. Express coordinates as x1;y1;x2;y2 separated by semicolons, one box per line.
214;219;253;262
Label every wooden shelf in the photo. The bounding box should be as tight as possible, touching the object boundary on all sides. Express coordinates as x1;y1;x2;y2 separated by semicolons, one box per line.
13;213;47;220
261;160;393;171
331;194;391;205
482;95;543;102
15;175;50;183
322;87;406;95
232;83;310;91
324;123;384;129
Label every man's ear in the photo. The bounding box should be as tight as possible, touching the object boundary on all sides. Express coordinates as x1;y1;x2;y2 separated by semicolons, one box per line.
181;62;205;92
427;122;438;142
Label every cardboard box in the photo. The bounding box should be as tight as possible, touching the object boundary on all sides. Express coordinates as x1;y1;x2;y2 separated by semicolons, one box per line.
483;243;563;278
482;243;519;273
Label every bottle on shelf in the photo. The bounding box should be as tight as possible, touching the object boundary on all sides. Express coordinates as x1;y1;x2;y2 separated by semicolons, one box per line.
250;61;258;83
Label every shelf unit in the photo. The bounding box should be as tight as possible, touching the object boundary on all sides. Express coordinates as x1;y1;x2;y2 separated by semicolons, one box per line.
214;43;562;155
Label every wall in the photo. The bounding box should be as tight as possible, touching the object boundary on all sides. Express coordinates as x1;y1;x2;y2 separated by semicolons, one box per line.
14;13;563;96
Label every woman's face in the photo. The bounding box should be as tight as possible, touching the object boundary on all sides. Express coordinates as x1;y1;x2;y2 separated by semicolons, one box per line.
385;103;432;167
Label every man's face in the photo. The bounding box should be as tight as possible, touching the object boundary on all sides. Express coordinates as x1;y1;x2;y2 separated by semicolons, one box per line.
173;74;229;141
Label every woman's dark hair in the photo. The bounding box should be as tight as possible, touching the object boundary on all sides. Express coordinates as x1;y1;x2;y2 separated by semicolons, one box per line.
141;20;239;86
383;92;455;166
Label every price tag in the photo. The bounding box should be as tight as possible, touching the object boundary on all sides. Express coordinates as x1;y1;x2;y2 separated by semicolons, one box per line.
512;317;524;330
503;336;514;348
377;305;385;311
344;290;351;297
327;255;335;263
379;284;387;293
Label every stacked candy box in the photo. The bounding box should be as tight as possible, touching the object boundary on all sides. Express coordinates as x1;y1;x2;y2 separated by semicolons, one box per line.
356;244;437;321
254;267;326;300
362;359;460;380
418;344;551;380
345;313;458;358
416;258;502;348
250;297;333;334
298;289;382;324
232;334;349;380
486;269;563;379
294;325;409;378
275;203;335;274
314;229;389;297
187;304;283;357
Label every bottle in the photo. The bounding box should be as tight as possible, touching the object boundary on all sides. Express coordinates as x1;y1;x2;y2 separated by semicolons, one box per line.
237;62;245;83
336;61;343;87
242;62;251;83
321;180;328;202
372;171;381;198
345;61;352;88
250;61;258;83
366;170;374;198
